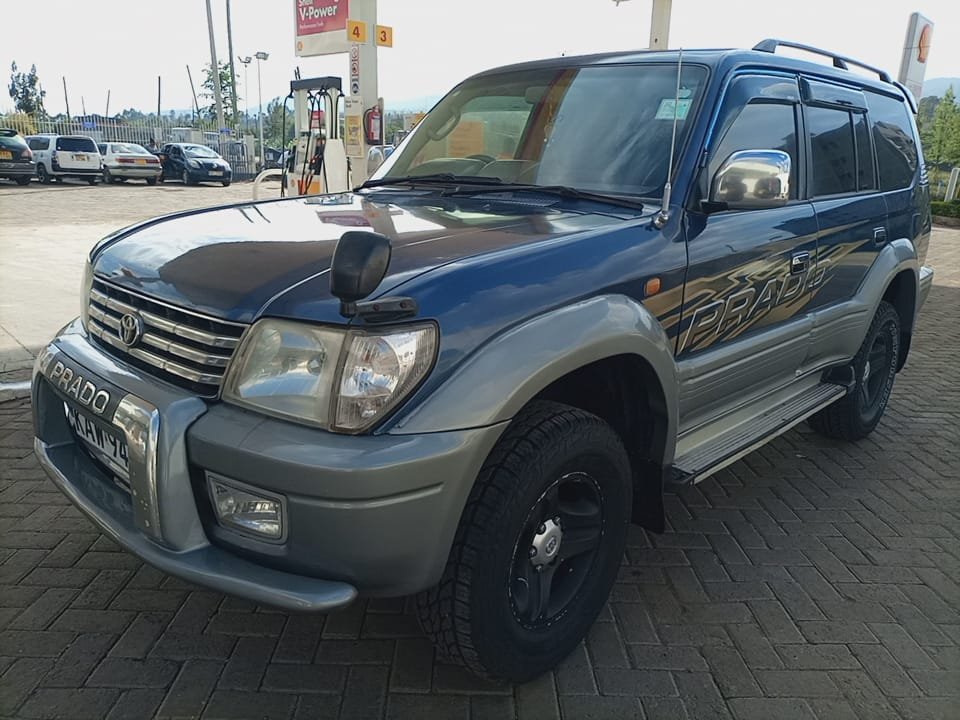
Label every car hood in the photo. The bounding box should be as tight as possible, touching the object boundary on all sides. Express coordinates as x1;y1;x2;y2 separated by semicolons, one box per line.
91;192;628;323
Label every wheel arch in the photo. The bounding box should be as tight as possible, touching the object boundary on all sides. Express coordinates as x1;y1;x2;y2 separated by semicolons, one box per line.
391;295;679;532
881;268;917;370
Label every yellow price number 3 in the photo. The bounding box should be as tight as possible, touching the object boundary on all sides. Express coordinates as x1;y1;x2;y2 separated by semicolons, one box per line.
376;25;393;47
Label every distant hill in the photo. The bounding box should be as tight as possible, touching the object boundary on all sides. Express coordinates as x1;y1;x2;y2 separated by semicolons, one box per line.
922;77;959;98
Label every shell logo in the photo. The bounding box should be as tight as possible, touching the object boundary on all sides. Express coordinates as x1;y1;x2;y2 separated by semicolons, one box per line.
917;24;932;63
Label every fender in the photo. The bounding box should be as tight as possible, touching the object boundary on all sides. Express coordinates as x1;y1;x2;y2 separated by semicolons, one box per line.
392;294;680;466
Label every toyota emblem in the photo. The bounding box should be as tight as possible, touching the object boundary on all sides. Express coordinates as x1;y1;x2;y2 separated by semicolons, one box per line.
118;313;144;347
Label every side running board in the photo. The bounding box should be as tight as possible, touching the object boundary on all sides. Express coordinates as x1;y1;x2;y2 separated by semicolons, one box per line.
671;382;847;485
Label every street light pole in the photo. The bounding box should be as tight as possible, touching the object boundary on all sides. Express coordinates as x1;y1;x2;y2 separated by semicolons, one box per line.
255;51;269;170
239;56;251;134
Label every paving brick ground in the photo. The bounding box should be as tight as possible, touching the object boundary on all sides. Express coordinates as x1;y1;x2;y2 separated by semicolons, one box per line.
1;229;958;719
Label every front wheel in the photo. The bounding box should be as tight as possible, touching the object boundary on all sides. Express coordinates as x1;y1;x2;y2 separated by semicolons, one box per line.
37;165;50;184
221;179;231;187
146;176;158;186
15;176;31;186
182;170;194;186
808;300;900;441
416;400;632;681
87;176;98;185
103;168;114;184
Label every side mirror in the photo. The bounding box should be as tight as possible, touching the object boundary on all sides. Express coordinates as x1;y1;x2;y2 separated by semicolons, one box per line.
709;149;791;211
330;231;392;317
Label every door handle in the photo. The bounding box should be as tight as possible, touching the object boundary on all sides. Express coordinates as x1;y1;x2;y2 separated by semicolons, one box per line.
874;227;888;246
790;251;810;275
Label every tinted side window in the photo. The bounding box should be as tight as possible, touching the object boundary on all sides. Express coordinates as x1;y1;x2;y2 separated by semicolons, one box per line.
853;114;875;191
865;92;918;190
29;137;49;150
710;102;799;200
808;106;856;196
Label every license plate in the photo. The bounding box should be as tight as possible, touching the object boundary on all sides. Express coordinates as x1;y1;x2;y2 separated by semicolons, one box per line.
65;403;129;479
209;170;223;176
0;150;11;160
73;153;87;161
135;159;146;164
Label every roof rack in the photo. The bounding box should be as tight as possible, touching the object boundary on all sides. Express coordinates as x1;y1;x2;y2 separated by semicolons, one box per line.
753;39;892;84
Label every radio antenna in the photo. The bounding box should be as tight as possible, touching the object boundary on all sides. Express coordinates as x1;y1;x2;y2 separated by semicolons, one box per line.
654;47;683;229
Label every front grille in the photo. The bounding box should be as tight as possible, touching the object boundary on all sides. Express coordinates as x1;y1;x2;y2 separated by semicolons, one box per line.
87;278;247;396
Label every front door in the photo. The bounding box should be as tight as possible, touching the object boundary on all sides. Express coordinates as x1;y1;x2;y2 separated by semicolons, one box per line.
678;74;818;431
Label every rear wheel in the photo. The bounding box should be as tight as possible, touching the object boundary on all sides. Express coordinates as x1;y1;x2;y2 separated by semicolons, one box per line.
416;400;632;681
146;177;158;186
37;165;50;184
87;176;98;185
102;169;113;184
15;176;31;186
808;301;900;441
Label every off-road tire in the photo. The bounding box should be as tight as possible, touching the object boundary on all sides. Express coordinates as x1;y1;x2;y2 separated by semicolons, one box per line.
415;400;632;681
808;300;900;441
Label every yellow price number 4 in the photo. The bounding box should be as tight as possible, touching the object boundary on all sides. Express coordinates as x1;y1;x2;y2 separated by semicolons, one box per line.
347;19;367;43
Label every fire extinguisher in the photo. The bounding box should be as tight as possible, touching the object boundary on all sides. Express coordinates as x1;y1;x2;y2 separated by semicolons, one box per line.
364;105;382;145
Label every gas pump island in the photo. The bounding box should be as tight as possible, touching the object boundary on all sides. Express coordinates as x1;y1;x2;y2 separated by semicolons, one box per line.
284;0;391;197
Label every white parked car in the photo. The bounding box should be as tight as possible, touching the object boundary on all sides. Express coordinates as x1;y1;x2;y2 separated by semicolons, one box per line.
26;134;101;185
97;142;162;185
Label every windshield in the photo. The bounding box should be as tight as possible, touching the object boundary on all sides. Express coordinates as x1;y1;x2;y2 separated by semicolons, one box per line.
184;144;219;158
375;62;707;197
114;143;150;155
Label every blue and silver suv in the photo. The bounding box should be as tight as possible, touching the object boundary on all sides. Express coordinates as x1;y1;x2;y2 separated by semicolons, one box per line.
32;39;933;681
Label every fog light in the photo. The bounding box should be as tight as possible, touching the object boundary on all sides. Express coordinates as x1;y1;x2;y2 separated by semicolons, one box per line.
206;473;285;541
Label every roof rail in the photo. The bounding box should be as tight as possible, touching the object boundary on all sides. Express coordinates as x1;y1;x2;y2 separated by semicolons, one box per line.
753;39;892;84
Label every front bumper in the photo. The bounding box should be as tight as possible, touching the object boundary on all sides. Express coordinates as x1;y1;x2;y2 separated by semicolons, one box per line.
919;265;934;310
33;320;505;610
188;168;232;182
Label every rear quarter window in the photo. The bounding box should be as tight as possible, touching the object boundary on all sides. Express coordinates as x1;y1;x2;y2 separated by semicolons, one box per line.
865;91;918;190
56;137;97;152
28;137;49;150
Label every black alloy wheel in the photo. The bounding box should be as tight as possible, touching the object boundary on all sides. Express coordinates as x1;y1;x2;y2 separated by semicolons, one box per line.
416;400;632;681
809;300;901;440
509;472;604;628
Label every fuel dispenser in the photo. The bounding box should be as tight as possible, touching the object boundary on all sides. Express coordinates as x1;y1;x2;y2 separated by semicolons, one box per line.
283;76;350;197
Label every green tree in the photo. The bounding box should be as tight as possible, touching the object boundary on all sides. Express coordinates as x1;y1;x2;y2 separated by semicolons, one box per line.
8;62;46;116
199;62;239;127
261;97;295;149
924;86;960;188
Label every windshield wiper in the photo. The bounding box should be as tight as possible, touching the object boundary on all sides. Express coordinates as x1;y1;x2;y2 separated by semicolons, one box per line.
355;173;508;190
444;183;645;211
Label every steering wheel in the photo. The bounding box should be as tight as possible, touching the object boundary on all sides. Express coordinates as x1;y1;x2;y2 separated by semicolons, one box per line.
466;154;496;164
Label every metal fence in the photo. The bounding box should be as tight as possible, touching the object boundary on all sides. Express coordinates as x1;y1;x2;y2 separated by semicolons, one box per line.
3;114;262;180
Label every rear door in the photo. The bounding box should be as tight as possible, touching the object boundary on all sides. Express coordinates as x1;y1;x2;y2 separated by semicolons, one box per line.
678;73;818;428
56;137;100;171
801;79;888;370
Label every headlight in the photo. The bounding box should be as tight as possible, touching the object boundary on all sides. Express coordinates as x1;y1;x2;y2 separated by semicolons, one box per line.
187;159;200;168
335;327;437;431
80;260;94;331
223;319;437;432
